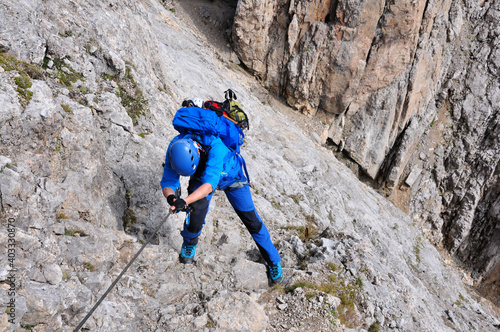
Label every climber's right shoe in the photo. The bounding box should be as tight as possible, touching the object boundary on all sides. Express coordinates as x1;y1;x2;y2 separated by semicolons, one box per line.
268;262;284;284
179;243;197;264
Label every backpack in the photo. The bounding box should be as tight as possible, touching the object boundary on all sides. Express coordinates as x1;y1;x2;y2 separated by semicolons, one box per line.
224;99;249;130
172;106;245;153
202;89;249;131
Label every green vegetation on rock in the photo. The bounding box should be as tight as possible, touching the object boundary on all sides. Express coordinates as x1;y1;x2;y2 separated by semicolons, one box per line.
0;51;44;106
43;56;84;87
101;66;147;125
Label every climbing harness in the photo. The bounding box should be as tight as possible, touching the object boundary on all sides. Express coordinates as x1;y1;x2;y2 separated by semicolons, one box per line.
73;213;171;331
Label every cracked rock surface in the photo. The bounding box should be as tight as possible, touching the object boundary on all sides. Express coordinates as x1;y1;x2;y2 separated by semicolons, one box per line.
0;0;498;331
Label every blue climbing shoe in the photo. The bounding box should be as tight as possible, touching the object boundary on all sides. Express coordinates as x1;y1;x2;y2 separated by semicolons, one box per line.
179;243;197;264
269;262;283;284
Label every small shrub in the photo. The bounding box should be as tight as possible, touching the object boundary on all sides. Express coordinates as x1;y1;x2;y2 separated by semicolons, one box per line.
14;74;33;105
328;274;337;283
305;214;315;223
15;75;32;89
298;260;308;270
430;117;436;128
272;284;284;293
368;321;381;332
61;104;71;113
101;73;114;81
285;281;316;293
0;51;44;79
43;56;84;87
328;262;339;271
64;228;87;237
79;85;89;94
123;208;137;229
57;213;69;220
83;262;95;271
305;292;315;300
281;224;316;242
117;67;147;125
100;67;147;125
288;194;301;204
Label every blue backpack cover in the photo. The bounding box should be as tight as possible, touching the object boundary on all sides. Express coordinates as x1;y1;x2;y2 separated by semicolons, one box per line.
172;107;245;152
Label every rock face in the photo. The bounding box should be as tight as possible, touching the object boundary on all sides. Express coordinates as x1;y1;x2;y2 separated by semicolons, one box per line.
435;2;500;303
0;0;499;331
232;0;448;177
231;0;500;302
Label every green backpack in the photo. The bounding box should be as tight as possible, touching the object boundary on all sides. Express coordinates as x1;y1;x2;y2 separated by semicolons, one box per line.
223;89;249;130
196;89;249;131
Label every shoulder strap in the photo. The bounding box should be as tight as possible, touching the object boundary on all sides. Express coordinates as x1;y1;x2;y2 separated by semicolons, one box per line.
236;152;250;184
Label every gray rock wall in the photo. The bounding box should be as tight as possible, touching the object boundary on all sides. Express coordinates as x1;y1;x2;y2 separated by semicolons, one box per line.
232;0;452;179
0;0;499;331
231;0;500;300
436;1;499;302
405;1;500;305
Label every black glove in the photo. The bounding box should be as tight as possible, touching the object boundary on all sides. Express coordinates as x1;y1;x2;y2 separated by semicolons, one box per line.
167;194;176;206
172;198;187;212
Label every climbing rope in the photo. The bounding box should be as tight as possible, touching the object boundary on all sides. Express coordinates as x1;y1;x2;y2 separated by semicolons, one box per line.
73;213;171;331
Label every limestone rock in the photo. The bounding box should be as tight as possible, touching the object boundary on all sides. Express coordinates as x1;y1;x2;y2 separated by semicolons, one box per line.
207;291;268;331
0;1;498;331
232;0;500;304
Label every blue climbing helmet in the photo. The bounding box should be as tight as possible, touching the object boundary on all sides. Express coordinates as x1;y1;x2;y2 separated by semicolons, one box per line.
168;138;201;176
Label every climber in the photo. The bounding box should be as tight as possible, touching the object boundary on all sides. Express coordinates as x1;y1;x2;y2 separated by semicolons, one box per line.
160;98;283;284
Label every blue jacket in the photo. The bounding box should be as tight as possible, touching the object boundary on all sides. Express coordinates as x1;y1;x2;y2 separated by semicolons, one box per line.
161;134;247;192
